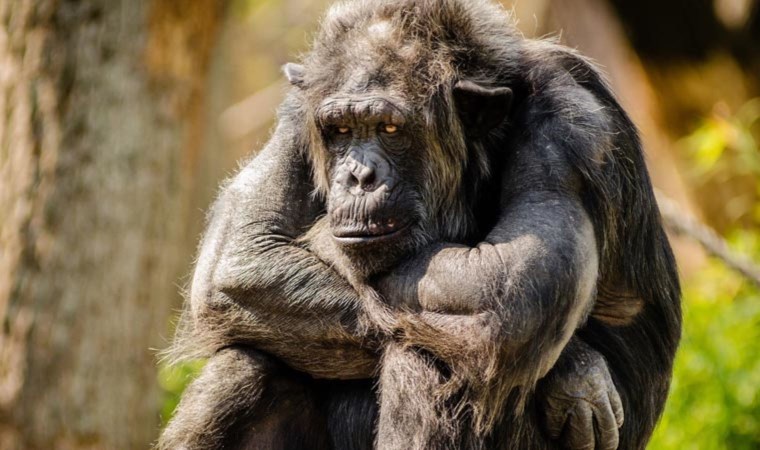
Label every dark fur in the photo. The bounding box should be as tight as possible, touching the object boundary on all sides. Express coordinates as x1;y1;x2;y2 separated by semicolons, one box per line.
159;1;681;449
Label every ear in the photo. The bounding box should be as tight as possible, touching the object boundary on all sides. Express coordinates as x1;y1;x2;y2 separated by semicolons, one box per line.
282;63;306;88
453;80;513;136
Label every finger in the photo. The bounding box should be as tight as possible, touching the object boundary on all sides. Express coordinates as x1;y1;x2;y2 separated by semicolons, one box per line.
593;394;620;450
564;403;595;450
543;396;569;439
608;385;624;428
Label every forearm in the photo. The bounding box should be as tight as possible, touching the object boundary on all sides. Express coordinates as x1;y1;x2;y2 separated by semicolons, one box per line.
380;193;599;382
191;212;379;379
193;300;378;379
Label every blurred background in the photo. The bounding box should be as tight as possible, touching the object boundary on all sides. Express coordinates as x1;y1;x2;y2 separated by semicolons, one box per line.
0;0;759;449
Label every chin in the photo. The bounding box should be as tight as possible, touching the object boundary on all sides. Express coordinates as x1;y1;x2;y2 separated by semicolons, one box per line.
331;222;420;277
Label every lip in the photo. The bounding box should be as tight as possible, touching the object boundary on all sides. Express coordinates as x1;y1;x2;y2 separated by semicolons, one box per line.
332;223;411;245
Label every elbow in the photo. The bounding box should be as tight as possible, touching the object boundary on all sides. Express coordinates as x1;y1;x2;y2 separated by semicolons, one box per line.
192;231;288;308
502;247;599;381
188;254;219;321
188;249;257;327
483;219;597;366
188;275;235;333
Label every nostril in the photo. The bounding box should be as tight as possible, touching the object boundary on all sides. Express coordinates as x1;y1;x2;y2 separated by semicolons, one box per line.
359;170;376;190
346;171;359;188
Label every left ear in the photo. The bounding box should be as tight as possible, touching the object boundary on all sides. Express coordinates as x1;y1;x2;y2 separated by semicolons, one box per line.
283;63;306;88
453;80;513;136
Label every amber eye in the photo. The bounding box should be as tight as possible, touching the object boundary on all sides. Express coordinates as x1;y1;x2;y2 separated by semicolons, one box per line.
382;124;399;134
336;126;351;134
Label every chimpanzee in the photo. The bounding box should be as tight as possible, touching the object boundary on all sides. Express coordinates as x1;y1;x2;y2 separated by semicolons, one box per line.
159;1;681;449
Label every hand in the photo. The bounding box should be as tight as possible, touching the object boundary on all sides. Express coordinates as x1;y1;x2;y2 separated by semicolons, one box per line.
540;349;624;450
373;267;420;311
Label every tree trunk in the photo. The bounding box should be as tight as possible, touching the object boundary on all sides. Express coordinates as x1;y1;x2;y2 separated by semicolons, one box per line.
0;1;224;449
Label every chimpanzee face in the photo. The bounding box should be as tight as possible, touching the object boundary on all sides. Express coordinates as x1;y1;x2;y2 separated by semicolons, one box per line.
316;93;424;263
283;55;512;273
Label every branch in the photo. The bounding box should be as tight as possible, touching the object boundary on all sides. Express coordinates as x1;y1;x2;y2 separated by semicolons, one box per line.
656;190;760;288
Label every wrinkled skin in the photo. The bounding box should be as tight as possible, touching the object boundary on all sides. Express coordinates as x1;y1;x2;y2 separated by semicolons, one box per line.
541;339;625;450
159;1;681;449
316;95;424;276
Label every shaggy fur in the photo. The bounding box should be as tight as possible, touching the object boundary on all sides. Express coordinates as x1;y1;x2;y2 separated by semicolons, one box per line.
160;1;681;449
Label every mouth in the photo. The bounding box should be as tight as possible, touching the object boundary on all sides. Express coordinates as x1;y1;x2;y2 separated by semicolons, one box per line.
332;221;412;245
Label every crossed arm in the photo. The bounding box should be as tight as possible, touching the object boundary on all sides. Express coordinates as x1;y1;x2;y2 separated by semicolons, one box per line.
375;189;598;384
184;104;621;449
190;102;598;388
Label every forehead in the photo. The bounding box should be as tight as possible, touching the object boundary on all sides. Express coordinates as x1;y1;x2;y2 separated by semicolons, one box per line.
317;94;408;124
310;18;425;98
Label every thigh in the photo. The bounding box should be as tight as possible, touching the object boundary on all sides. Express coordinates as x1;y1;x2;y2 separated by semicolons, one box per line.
161;346;330;450
316;379;378;450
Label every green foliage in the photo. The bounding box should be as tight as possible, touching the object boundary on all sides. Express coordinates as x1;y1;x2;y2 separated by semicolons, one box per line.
157;359;206;426
650;99;760;449
687;99;760;175
684;99;760;228
650;251;760;449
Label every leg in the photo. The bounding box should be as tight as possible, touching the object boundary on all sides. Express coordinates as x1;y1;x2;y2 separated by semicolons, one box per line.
159;346;329;450
317;379;378;450
375;342;463;450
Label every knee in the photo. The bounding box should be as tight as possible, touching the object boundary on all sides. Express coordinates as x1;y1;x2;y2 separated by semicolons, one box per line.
204;346;281;387
178;346;306;415
158;347;297;450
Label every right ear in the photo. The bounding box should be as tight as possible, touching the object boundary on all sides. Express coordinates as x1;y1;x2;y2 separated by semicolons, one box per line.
282;63;306;88
453;80;513;137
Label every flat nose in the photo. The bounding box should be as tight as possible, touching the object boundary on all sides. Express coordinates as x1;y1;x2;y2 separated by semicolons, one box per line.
347;160;377;191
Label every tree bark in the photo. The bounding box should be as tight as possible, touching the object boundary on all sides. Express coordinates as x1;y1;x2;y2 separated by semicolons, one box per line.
0;1;224;449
